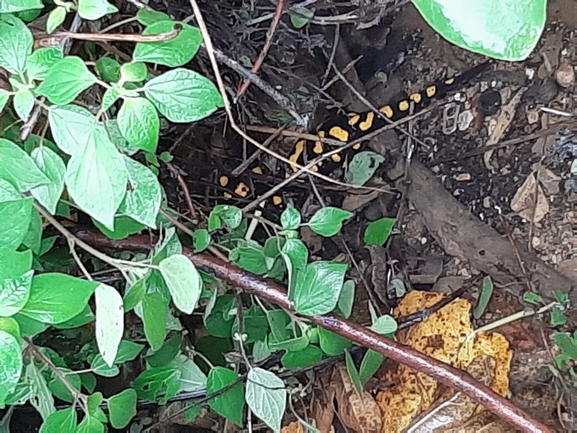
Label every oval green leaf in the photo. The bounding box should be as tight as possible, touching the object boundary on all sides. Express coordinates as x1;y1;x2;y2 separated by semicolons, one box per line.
307;207;353;237
412;0;546;61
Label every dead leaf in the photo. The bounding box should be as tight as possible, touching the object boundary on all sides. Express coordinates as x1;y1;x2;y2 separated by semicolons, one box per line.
375;291;512;433
334;366;382;433
510;173;549;223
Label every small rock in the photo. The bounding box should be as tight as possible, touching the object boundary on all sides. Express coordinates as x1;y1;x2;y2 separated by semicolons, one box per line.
555;63;575;88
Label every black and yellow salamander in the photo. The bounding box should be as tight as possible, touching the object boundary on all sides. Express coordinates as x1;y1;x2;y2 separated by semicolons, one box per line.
217;62;490;209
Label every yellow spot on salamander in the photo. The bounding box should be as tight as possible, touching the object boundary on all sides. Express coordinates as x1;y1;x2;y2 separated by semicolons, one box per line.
328;126;349;142
409;93;422;104
223;192;232;199
272;196;283;206
445;77;455;85
348;113;360;126
234;182;250;198
359;112;375;131
313;141;324;154
379;105;394;118
331;154;342;163
311;165;319;172
251;166;263;175
289;140;305;172
219;176;229;187
398;100;410;112
318;130;325;138
352;142;361;150
426;85;436;98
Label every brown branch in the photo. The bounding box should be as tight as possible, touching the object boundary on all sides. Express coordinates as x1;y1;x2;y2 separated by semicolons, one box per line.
76;231;553;433
236;0;285;98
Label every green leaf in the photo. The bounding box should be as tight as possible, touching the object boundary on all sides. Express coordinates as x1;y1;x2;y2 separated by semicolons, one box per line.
0;330;22;406
40;408;77;433
117;97;159;153
523;291;543;305
118;157;162;228
337;280;355;319
146;335;181;367
412;0;546;61
193;229;211;252
86;392;103;415
144;68;223;122
281;345;322;369
37;56;97;105
108;388;137;428
280;205;301;230
48;105;96;156
123;277;146;311
282;238;308;271
206;367;245;425
554;332;577;361
0;196;33;251
0;0;42;13
90;355;119;377
0;15;33;74
0;89;9;112
344;151;385;186
209;205;242;230
93;215;144;240
13;88;34;121
307;207;353;237
168;354;207;392
100;86;120;112
318;327;353;356
0;139;50;192
359;349;384;384
13;313;47;337
159;254;202;314
96;57;121;83
30;146;66;214
473;276;494;320
64;125;128;229
94;284;124;367
26;46;63;80
0;317;20;339
52;305;94;329
245;368;286;432
151;227;182;264
133;21;202;68
120;62;147;82
48;368;81;403
136;8;170;25
114;339;144;364
0;248;32;280
370;315;397;335
134;366;180;404
344;349;363;397
364;217;396;246
77;0;118;20
232;305;268;344
76;416;104;433
291;261;347;315
46;6;66;34
26;361;54;418
230;244;268;275
289;6;314;29
0;269;33;316
141;292;168;350
19;273;98;324
550;306;566;327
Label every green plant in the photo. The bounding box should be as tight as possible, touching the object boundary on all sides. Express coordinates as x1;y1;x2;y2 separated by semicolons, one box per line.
0;3;400;430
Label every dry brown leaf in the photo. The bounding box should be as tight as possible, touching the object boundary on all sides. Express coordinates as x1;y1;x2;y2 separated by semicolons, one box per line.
376;291;512;433
281;421;305;433
510;173;549;223
334;366;382;433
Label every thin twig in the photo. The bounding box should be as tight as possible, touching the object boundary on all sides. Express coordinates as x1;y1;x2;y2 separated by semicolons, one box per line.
236;0;285;98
